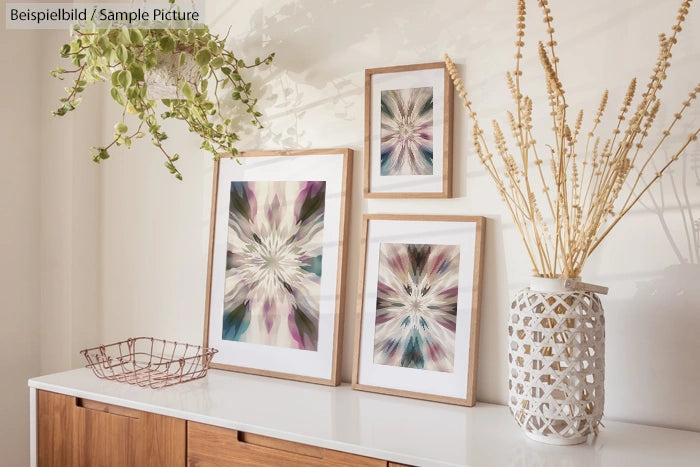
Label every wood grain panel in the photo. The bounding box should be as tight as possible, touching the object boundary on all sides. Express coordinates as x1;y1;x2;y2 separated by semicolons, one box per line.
37;390;185;467
38;390;74;467
134;407;186;467
187;421;385;467
76;397;141;418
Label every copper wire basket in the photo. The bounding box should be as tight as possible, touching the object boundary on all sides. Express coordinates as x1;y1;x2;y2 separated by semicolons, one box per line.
81;337;218;389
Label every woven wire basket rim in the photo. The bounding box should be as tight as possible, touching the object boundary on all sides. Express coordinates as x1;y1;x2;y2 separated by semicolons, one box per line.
80;337;218;389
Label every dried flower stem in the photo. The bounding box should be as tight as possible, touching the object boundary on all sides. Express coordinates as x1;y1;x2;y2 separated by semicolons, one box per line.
589;126;700;255
446;0;699;278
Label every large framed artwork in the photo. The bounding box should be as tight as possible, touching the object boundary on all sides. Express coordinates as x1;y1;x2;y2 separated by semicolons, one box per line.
364;62;453;198
352;215;485;405
204;149;352;386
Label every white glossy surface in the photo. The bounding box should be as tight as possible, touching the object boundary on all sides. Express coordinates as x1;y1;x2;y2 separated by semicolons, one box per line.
28;369;700;467
29;387;36;467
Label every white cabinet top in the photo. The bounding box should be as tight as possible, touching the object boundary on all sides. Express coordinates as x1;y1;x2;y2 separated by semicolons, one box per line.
29;368;700;467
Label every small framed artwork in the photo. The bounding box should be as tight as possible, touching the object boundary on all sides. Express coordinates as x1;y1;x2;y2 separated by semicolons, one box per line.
204;149;353;386
352;214;485;405
364;62;453;198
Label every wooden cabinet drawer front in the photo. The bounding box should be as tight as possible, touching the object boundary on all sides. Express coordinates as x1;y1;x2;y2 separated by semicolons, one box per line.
38;390;185;467
187;421;386;467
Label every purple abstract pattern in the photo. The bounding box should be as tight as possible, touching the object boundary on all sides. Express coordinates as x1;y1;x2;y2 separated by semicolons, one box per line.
380;86;434;176
373;243;460;372
222;180;326;351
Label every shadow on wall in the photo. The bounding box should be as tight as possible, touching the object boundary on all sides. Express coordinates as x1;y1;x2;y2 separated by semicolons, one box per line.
605;145;700;431
637;143;700;265
208;0;486;150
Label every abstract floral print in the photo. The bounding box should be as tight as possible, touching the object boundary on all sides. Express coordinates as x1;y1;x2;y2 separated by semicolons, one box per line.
222;180;325;351
373;243;460;372
380;87;434;176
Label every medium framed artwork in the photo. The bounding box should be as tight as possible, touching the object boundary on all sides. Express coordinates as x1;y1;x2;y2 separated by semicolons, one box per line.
364;62;453;198
204;149;352;386
352;214;485;405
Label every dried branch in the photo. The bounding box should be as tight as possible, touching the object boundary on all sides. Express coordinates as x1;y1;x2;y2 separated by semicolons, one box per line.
446;0;699;278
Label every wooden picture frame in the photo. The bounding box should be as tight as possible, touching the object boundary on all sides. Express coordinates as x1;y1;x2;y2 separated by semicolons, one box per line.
204;149;353;386
364;62;453;198
352;214;485;405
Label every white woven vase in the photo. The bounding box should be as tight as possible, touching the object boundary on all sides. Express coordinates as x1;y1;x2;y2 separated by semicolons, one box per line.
508;277;605;445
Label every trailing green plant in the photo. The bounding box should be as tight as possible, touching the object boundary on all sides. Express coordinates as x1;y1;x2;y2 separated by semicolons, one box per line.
51;9;274;180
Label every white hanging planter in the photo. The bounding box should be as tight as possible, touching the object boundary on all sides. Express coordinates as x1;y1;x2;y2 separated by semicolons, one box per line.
145;51;201;100
507;277;605;445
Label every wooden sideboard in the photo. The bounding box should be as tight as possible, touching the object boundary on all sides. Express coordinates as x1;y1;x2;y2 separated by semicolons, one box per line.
37;390;393;466
29;368;700;467
187;420;386;466
38;390;185;466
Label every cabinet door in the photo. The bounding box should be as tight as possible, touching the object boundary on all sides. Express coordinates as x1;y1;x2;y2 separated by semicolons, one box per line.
37;390;186;467
187;421;386;467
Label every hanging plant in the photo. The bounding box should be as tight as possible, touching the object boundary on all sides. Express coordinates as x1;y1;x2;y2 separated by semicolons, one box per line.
51;10;274;180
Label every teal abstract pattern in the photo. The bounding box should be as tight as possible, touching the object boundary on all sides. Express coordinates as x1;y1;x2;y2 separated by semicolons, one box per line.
380;86;434;176
222;180;325;351
373;243;460;372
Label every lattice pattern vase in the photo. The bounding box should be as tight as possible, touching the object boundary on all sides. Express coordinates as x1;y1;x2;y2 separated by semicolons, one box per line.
508;278;605;445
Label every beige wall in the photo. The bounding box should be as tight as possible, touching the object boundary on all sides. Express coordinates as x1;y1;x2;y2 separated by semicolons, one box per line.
0;17;41;467
0;24;103;467
38;30;103;376
2;1;699;463
100;0;700;431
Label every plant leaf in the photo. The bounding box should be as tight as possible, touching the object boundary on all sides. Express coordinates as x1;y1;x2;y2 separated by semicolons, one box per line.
120;27;131;44
129;63;145;82
97;36;111;53
111;71;121;87
195;49;211;67
210;57;224;69
110;87;125;106
158;36;175;54
115;44;128;63
181;82;194;100
129;29;143;46
117;69;132;88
